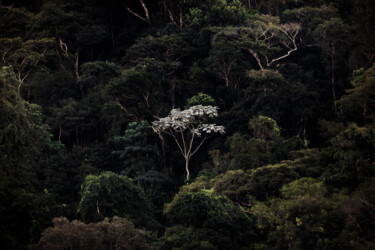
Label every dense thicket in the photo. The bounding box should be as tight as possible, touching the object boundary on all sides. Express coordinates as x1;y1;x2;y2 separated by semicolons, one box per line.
0;0;374;249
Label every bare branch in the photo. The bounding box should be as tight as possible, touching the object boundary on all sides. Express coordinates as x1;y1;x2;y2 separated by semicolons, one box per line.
243;47;265;71
59;38;68;55
163;1;180;28
140;0;150;20
266;24;300;67
187;133;195;156
143;87;150;108
127;7;148;22
114;97;138;121
1;46;13;64
127;0;150;23
17;48;48;89
191;134;214;156
171;131;185;157
74;50;80;79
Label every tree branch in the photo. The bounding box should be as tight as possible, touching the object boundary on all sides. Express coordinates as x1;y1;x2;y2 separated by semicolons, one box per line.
180;129;187;156
266;26;299;67
1;46;13;64
243;47;265;71
187;133;195;157
171;132;185;157
127;0;150;23
163;1;180;28
191;135;213;156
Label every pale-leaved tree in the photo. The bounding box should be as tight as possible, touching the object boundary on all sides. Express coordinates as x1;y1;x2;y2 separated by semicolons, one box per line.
152;105;225;180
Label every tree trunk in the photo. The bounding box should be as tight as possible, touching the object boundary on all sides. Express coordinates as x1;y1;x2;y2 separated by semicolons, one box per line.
185;157;190;180
158;132;167;170
331;45;337;115
58;122;62;142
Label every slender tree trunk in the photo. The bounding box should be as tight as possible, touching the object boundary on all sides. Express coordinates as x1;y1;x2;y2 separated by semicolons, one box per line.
96;200;101;217
157;131;167;169
179;7;183;29
185;157;190;180
58;122;62;142
331;45;337;115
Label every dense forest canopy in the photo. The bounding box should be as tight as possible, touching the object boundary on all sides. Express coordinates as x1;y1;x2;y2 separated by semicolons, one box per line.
0;0;374;249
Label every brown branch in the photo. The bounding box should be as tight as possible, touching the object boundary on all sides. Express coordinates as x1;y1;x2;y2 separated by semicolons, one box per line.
1;46;13;64
58;122;62;142
59;38;68;55
164;128;175;137
96;200;101;216
143;88;150;107
243;47;264;71
127;7;148;22
163;1;180;28
74;50;80;79
179;7;183;29
127;0;150;23
18;47;49;89
235;202;253;215
114;97;138;121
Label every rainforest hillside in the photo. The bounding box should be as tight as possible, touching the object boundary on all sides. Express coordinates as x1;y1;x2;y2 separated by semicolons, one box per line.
0;0;374;249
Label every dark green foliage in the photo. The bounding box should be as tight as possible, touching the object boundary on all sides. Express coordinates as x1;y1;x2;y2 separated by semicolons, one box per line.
1;0;375;249
185;92;215;108
77;171;160;231
212;116;302;171
79;61;120;96
206;0;248;26
0;6;32;37
338;64;375;123
251;178;348;249
105;62;170;120
111;120;158;177
210;149;327;203
0;67;47;248
134;170;176;218
161;190;253;250
321;123;375;189
249;115;280;140
342;178;375;248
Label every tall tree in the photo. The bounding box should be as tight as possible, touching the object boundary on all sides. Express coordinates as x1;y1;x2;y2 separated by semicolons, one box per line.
212;14;300;75
0;37;54;90
152;105;225;180
338;64;375;124
313;17;351;115
77;171;160;231
0;66;55;248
